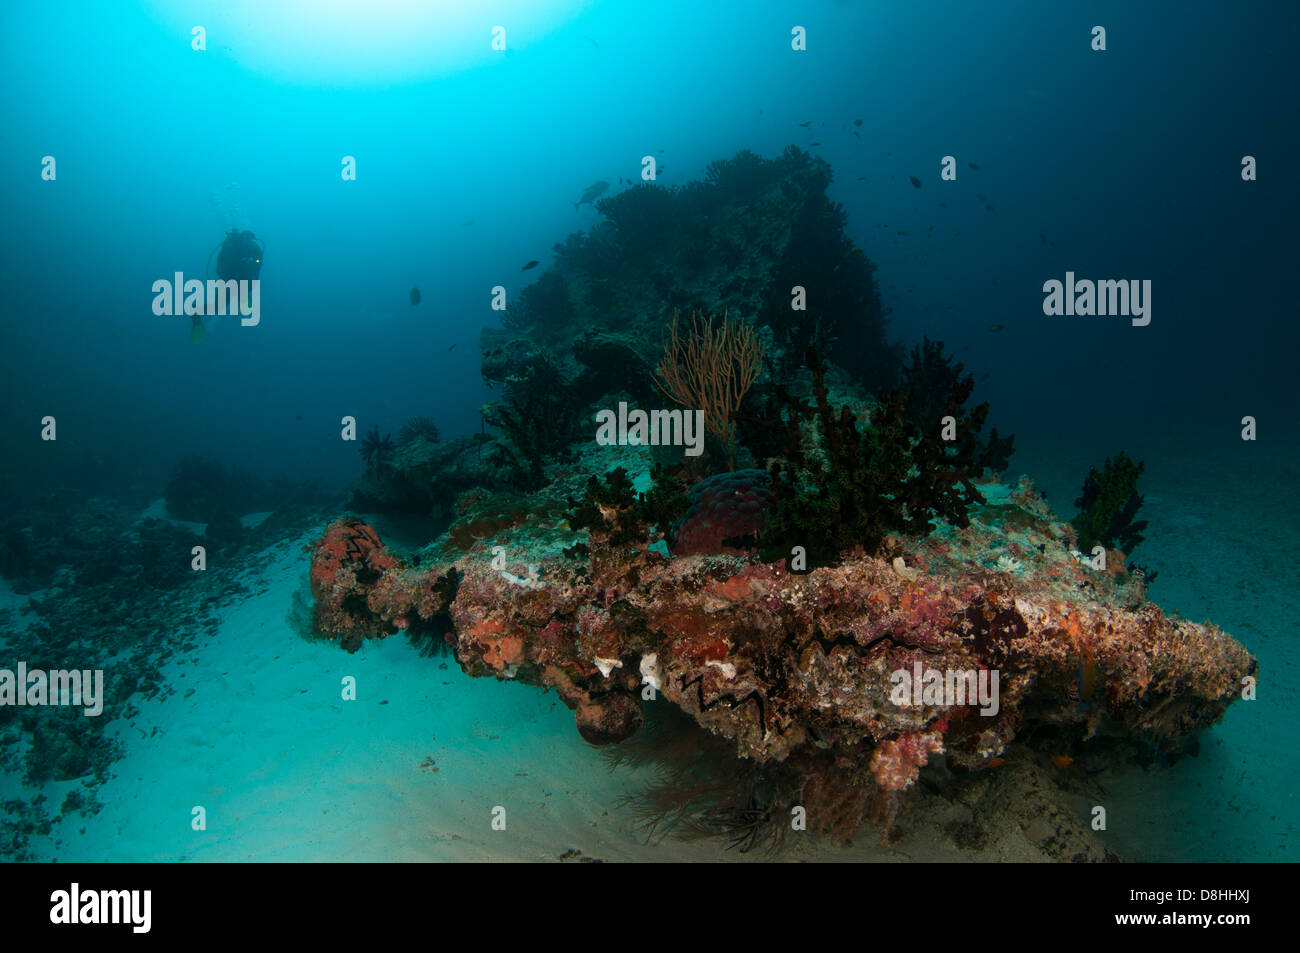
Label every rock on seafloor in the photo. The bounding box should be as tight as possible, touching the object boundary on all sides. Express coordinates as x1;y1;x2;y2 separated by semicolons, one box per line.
308;470;1255;850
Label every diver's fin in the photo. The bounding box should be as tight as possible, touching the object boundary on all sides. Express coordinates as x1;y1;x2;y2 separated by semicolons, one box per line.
190;315;206;344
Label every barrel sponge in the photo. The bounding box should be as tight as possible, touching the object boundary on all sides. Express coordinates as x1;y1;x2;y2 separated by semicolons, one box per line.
670;468;770;556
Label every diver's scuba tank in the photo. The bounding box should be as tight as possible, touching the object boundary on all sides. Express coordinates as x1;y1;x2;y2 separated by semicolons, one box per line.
195;229;265;342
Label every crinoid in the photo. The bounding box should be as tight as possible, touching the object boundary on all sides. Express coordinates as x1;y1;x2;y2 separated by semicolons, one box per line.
359;425;395;470
397;416;440;446
604;706;796;855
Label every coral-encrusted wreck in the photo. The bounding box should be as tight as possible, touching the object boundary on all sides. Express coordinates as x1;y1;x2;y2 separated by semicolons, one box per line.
309;465;1255;845
310;150;1255;853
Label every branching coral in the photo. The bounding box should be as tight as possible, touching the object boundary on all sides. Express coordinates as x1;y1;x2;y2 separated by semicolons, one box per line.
482;350;582;490
1071;452;1149;556
759;348;989;568
900;336;1015;473
653;311;763;470
565;465;690;551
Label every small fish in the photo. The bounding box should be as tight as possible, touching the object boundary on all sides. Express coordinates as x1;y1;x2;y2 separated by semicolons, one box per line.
799;120;812;127
939;202;949;208
857;175;866;180
1039;233;1048;244
1051;755;1074;768
987;324;1005;332
853;118;863;126
522;260;539;270
294;414;303;421
810;141;821;146
977;193;987;201
896;230;909;236
968;162;981;171
448;343;457;351
909;175;921;188
928;224;934;230
988;757;1005;768
985;204;994;211
853;131;860;139
409;287;420;306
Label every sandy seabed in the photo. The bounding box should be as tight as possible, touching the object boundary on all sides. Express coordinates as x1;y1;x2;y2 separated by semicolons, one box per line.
7;434;1296;864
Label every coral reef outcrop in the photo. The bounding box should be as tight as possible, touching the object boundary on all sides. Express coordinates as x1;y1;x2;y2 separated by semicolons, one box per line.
308;457;1255;846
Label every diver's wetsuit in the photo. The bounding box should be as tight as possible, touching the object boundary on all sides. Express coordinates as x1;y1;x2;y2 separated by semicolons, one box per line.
217;229;263;282
194;229;263;341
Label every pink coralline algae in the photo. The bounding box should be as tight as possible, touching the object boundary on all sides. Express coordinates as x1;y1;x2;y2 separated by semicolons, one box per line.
670;468;769;556
307;472;1256;841
870;727;946;791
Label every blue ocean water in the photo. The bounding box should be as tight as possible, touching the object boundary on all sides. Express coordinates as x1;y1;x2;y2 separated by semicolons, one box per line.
0;0;1296;862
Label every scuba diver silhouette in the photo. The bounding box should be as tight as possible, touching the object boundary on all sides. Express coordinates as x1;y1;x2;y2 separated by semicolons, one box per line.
194;228;264;342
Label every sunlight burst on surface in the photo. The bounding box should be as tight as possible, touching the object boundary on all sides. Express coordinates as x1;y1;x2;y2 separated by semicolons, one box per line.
146;0;592;85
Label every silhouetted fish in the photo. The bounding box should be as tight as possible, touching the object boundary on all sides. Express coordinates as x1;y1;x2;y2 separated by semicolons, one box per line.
853;118;863;126
939;202;949;208
909;176;921;188
572;181;609;211
969;162;981;171
810;141;821;146
409;287;420;306
522;260;539;270
799;120;812;127
987;324;1005;332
